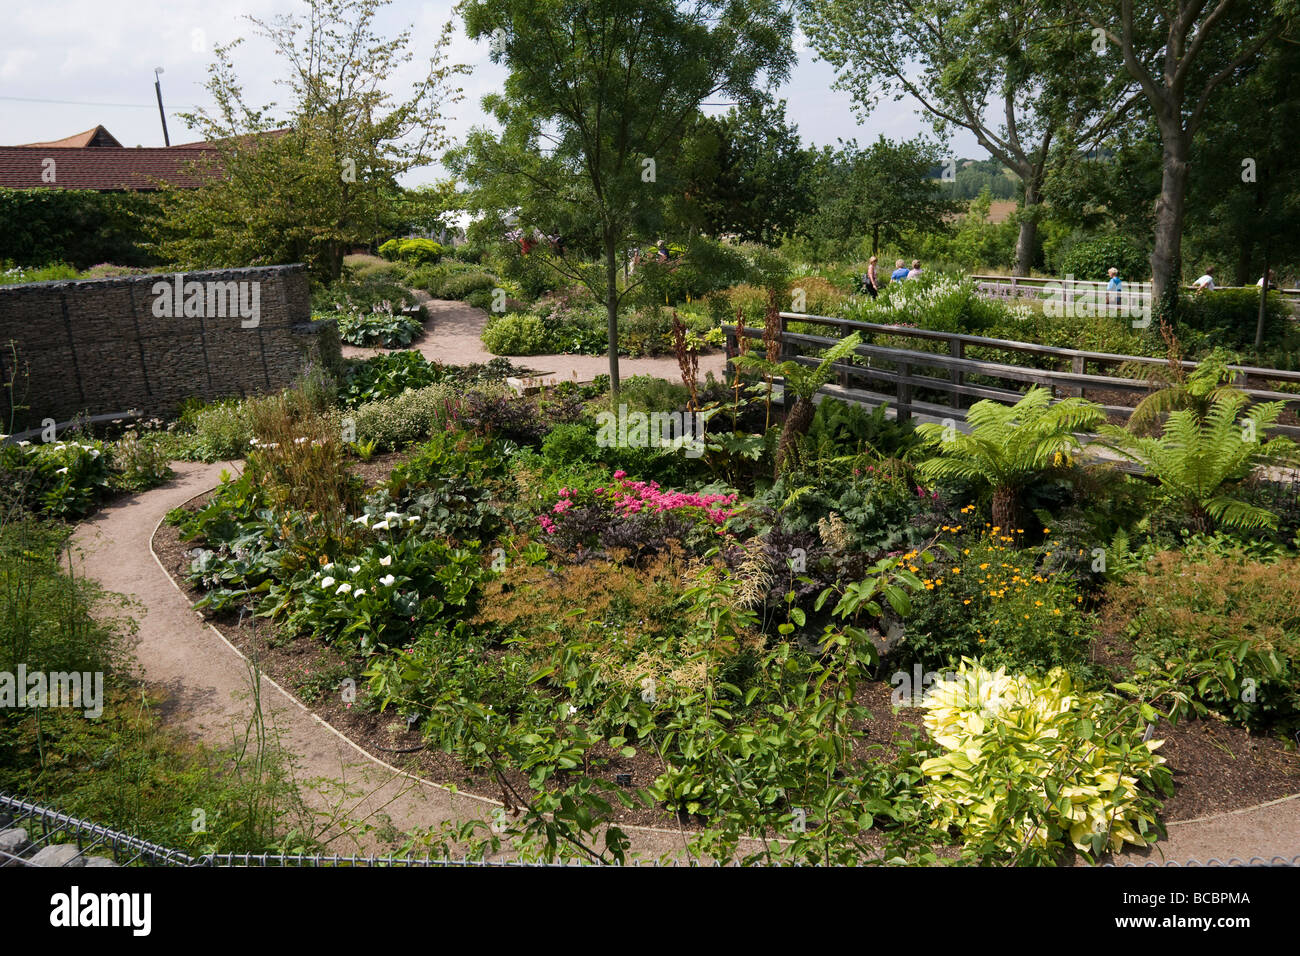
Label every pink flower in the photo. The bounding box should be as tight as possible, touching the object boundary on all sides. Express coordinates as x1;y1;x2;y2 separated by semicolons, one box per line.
613;470;626;479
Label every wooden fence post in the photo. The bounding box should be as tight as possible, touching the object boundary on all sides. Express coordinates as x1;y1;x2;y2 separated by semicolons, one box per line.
949;337;964;409
898;361;912;421
1068;355;1085;398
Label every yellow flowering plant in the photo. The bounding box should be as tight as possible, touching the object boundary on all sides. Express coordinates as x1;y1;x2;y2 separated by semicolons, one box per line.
897;525;1092;673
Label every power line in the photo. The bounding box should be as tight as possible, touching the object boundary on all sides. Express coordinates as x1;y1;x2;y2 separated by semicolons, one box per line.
0;95;191;110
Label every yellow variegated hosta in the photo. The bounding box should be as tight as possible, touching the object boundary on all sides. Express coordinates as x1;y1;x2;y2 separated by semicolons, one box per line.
919;659;1166;858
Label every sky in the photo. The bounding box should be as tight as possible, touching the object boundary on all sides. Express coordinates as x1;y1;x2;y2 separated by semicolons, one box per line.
1;0;984;183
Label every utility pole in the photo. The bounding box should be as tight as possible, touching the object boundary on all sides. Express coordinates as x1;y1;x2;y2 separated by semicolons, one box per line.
154;68;171;146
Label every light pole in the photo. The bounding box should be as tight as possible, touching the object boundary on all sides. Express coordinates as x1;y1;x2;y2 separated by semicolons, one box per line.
153;68;171;146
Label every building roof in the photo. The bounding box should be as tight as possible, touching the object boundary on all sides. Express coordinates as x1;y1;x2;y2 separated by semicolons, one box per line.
0;145;220;191
19;125;123;149
0;125;292;191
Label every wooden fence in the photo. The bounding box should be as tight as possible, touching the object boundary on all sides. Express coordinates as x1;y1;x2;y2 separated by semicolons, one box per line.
970;273;1300;313
723;312;1300;439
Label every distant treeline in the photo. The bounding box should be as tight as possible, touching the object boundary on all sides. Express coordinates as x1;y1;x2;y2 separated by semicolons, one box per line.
928;159;1020;200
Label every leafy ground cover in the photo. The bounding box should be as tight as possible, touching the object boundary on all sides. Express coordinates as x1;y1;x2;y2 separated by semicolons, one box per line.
151;344;1300;864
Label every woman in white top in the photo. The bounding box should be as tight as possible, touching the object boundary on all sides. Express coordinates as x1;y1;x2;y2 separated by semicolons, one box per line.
1192;267;1215;291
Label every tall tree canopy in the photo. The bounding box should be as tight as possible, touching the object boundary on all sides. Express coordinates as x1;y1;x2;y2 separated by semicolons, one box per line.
1182;37;1300;289
1075;0;1295;312
800;0;1137;275
153;0;465;282
673;98;815;244
451;0;795;391
805;136;962;256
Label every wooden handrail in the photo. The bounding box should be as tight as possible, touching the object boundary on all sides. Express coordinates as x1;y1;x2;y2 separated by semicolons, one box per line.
775;312;1300;382
969;273;1300;299
723;316;1300;438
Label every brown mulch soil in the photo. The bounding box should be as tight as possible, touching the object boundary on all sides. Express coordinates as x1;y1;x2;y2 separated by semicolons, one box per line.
1091;620;1300;821
154;484;1299;835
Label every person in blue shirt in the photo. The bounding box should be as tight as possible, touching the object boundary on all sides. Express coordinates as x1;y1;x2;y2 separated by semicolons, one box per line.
1105;267;1122;310
890;258;909;282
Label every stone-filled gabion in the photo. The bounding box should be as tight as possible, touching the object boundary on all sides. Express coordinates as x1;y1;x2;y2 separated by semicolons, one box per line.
0;264;339;432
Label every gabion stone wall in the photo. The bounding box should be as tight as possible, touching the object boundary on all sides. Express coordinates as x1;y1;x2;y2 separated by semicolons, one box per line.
0;264;339;432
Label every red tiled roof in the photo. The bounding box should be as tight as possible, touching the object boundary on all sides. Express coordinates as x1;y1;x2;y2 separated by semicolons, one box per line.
0;146;221;191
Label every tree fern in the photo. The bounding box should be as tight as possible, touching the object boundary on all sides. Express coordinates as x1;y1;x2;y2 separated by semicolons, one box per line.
1099;393;1297;531
915;387;1106;530
732;332;863;475
1125;332;1243;436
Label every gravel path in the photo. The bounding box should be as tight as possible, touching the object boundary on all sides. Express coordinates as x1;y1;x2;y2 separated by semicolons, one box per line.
341;298;728;387
68;461;707;861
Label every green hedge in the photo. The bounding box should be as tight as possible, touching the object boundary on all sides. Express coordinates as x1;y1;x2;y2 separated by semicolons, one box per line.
0;189;158;267
1179;289;1289;349
1058;235;1150;284
378;237;444;265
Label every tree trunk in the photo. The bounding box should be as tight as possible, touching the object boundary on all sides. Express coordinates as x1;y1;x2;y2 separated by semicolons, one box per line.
604;235;621;394
1256;248;1270;349
774;396;816;477
1151;125;1191;320
871;224;880;257
1012;180;1041;277
992;485;1018;535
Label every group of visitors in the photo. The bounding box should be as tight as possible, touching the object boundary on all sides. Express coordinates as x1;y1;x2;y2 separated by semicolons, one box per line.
1191;267;1281;292
859;257;922;298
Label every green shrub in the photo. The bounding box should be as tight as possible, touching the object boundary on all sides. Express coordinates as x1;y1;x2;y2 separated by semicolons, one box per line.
330;308;424;349
350;383;460;450
1059;235;1150;284
541;422;601;465
482;313;552;355
379;237;445;264
311;272;415;314
807;398;922;460
439;270;499;300
0;262;82;285
338;351;446;407
408;260;489;296
1;439;113;518
539;303;609;354
839;272;1003;334
183;400;255;462
899;526;1092;673
1105;548;1300;732
603;375;692;413
0;189;158;268
496;247;561;300
1178;288;1289;349
109;429;174;492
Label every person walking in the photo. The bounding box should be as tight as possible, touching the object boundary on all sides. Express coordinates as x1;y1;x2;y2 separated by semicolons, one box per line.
906;259;923;280
862;256;879;298
1192;267;1216;292
890;258;909;282
1105;267;1122;310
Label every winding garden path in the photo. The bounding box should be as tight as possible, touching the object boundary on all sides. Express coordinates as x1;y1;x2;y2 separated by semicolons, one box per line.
341;297;728;386
71;461;698;861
